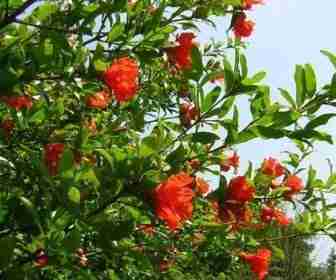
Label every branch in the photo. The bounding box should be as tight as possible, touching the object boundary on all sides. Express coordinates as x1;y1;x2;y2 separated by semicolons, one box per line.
13;18;79;34
0;0;42;30
257;229;328;243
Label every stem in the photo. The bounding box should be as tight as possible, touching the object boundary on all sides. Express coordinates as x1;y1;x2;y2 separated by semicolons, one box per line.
13;18;79;34
258;230;326;242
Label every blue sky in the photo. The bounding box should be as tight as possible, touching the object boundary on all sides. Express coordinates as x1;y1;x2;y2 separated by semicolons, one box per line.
246;0;336;264
202;0;336;263
198;0;336;263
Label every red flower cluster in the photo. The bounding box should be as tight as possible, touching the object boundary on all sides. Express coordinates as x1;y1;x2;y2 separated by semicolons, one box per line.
103;57;139;102
44;143;65;176
86;91;111;109
167;32;196;70
233;13;255;38
220;151;240;172
243;0;264;10
1;95;33;110
154;172;195;230
240;248;272;280
180;102;199;127
1;119;15;139
261;157;285;177
226;176;255;203
212;176;255;231
284;174;304;200
260;205;291;226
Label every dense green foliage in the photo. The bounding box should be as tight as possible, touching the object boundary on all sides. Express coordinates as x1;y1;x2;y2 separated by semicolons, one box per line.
1;1;336;279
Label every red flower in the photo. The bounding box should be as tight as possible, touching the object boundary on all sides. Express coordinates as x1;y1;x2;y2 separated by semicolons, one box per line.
261;157;284;177
260;206;291;226
103;57;139;102
226;176;255;203
176;32;195;48
215;201;253;231
233;13;255;38
44;143;65;176
243;0;264;10
240;248;272;280
167;32;196;70
180;102;199;127
1;119;15;139
34;249;48;268
1;95;33;110
284;175;304;199
220;151;240;172
153;172;195;230
194;177;210;196
86;91;111;109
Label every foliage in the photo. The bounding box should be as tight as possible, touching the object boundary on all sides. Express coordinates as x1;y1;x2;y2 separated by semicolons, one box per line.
1;0;336;279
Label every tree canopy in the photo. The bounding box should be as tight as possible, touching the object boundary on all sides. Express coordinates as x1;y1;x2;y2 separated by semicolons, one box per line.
1;1;336;279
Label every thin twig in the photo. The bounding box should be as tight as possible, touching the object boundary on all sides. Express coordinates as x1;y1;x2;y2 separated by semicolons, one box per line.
0;0;42;30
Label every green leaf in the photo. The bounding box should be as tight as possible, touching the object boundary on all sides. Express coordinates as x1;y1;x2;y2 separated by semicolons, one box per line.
239;53;248;78
219;96;235;118
166;145;185;167
107;23;125;42
203;86;221;112
30;108;47;124
142;170;162;189
139;136;158;157
59;149;74;174
96;149;113;168
94;59;109;72
78;168;100;187
272;111;300;127
223;0;242;6
304;64;317;96
295;65;305;106
223;56;234;92
321;49;336;69
0;237;16;269
68;187;81;204
271;245;285;261
242;71;266;85
32;3;58;21
191;132;219;144
0;206;8;224
0;69;19;90
236;128;257;144
98;220;134;244
279;88;296;108
256;126;286;139
305;113;336;131
186;47;203;81
290;129;333;144
63;229;81;252
108;270;120;280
